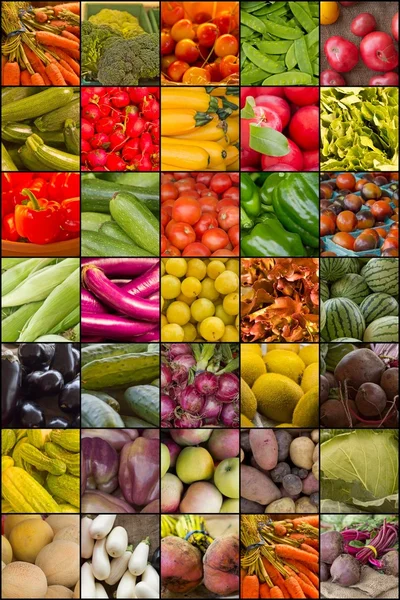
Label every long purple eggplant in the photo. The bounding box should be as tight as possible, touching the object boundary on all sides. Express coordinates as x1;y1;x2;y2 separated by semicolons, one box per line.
119;437;159;507
81;258;157;277
81;490;136;513
81;314;158;340
81;289;108;314
122;263;160;299
81;437;119;494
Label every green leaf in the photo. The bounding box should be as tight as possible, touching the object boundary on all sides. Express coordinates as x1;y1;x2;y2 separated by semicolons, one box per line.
241;96;256;119
249;123;289;157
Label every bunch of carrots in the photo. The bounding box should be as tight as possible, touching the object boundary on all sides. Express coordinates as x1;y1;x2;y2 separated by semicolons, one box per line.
241;515;320;599
2;1;80;86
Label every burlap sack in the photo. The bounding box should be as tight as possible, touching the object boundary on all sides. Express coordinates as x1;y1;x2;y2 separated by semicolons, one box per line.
320;1;399;85
322;565;399;599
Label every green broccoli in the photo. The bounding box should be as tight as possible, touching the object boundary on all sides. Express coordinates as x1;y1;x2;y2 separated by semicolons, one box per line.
97;33;160;86
81;20;122;81
88;9;145;38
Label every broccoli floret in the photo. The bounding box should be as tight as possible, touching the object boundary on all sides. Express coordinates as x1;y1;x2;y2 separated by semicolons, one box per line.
89;9;145;38
81;20;122;81
97;33;160;86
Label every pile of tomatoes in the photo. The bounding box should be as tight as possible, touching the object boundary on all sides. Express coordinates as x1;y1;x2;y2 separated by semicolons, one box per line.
320;172;399;256
161;172;239;257
161;1;239;84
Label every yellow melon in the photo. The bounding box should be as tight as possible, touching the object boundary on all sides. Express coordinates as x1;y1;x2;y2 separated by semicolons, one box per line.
2;561;48;598
2;535;13;564
10;519;54;563
4;515;41;538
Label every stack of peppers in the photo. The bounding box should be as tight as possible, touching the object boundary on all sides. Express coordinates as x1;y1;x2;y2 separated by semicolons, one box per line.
241;172;319;257
2;173;80;245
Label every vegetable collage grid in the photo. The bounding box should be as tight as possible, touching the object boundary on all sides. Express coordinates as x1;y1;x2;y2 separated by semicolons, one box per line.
1;1;399;600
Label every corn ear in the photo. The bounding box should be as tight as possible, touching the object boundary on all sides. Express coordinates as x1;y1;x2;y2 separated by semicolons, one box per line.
2;301;44;342
2;258;54;297
49;306;80;335
1;258;30;270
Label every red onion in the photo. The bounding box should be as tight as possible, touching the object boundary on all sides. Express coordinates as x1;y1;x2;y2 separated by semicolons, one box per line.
172;354;196;370
179;385;204;415
168;343;192;358
174;413;203;428
161;394;176;422
221;402;239;427
201;394;222;422
171;364;189;386
194;372;218;395
216;373;240;402
161;364;172;389
161;420;173;428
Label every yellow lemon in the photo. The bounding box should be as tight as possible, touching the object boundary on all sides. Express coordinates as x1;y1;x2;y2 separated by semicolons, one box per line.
321;1;340;25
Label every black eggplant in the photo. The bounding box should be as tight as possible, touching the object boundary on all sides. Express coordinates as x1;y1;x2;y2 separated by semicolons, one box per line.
50;344;76;383
18;343;54;371
59;376;80;413
151;547;160;572
47;417;69;427
18;401;45;427
2;350;22;426
27;370;64;396
70;414;80;427
71;348;80;377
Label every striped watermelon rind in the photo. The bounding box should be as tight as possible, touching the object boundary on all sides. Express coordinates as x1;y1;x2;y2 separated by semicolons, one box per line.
323;297;366;341
361;258;399;295
363;316;399;342
330;274;371;305
320;257;361;283
359;293;399;325
320;280;330;303
330;338;362;342
320;301;326;331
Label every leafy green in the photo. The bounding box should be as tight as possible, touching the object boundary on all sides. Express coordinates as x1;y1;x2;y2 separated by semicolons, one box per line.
321;87;399;171
321;429;398;513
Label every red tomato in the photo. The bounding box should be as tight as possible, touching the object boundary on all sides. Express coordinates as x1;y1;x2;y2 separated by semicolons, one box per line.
218;205;239;230
162;199;176;216
163;245;181;256
232;245;240;255
202;228;229;251
210;173;232;194
199;196;218;213
167;60;190;82
220;55;239;78
165;219;177;237
161;235;169;254
228;224;239;247
161;183;179;202
214;34;238;57
222;186;239;202
172;196;201;225
211;249;235;257
182;242;211;256
180;190;200;199
230;173;239;184
200;189;218;198
162;2;184;26
175;178;196;193
171;19;196;42
195;183;207;191
197;23;219;47
174;172;191;180
168;222;196;249
196;172;213;186
217;198;239;212
161;31;175;55
161;173;175;184
283;87;319;106
213;11;237;35
175;39;200;63
193;214;218;238
161;209;170;228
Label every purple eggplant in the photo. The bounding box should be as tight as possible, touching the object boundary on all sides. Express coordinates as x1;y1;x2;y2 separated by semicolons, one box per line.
119;437;159;507
50;344;76;383
18;401;45;427
2;350;22;426
59;376;80;413
81;490;136;513
81;437;119;494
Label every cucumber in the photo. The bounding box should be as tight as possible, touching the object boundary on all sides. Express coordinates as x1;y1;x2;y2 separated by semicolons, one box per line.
100;221;135;245
81;212;112;232
81;388;120;413
2;88;74;123
2;123;65;146
2;144;18;171
121;415;154;428
63;119;80;155
81;343;149;366
81;394;124;427
25;134;79;171
34;96;80;132
123;385;160;426
2;87;40;106
82;178;159;214
110;192;159;256
82;231;153;258
81;352;159;389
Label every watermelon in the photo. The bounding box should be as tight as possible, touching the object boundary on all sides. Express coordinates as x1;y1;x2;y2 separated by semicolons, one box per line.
330;274;371;305
330;338;362;342
323;297;366;341
361;258;399;295
359;293;399;324
320;280;330;303
320;301;326;331
363;316;399;342
320;257;361;282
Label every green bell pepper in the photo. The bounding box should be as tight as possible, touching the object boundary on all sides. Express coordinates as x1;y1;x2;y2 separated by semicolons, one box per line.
272;173;319;248
241;220;305;257
241;173;261;218
259;173;287;205
241;206;253;229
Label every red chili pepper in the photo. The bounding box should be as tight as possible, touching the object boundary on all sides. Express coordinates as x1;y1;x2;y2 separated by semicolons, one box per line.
2;213;19;242
15;188;60;245
60;197;80;232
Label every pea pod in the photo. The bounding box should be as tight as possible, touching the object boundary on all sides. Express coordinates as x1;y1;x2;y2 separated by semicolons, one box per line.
257;40;293;55
263;71;313;85
240;11;266;34
262;20;303;39
285;43;297;69
243;43;286;74
294;37;313;76
288;1;315;32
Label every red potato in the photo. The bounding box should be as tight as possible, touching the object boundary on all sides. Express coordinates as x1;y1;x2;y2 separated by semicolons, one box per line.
369;72;399;85
320;69;346;85
392;12;398;41
241;464;281;505
324;36;359;72
351;13;377;37
203;535;240;595
360;31;399;71
255;95;291;129
249;429;278;470
261;139;303;171
161;536;203;593
288;105;319;151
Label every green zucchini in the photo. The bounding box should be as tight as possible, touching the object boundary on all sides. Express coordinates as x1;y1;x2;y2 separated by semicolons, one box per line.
100;221;135;245
81;212;112;232
81;394;124;427
25;134;79;171
81;389;120;413
2;88;74;123
82;231;153;258
34;96;80;132
98;173;159;188
2;144;18;171
19;144;50;171
82;178;159;215
2;123;65;146
6;146;25;171
123;385;159;426
121;416;154;428
63;119;80;155
110;192;159;256
2;87;41;106
82;343;150;366
81;352;159;389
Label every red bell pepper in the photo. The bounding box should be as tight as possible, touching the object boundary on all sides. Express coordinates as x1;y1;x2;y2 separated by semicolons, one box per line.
48;173;80;201
2;213;19;242
15;188;60;245
60;197;80;232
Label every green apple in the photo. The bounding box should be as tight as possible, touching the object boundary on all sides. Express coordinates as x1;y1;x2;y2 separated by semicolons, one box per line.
220;498;239;513
214;458;240;498
161;443;170;478
176;447;214;484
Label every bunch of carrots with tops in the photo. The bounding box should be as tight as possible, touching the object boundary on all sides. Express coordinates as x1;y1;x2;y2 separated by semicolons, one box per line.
241;515;320;599
2;1;80;86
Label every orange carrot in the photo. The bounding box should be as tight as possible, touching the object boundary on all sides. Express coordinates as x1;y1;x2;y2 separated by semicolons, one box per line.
300;543;319;557
22;44;51;84
35;10;48;23
53;2;80;15
260;583;271;598
61;29;80;43
262;559;289;598
2;55;7;84
284;566;319;598
285;576;306;599
274;545;318;564
55;62;79;85
45;62;66;85
240;569;246;598
242;575;260;599
292;516;319;528
288;535;319;549
3;61;20;85
20;70;32;85
59;59;74;73
297;572;314;587
286;561;319;588
36;31;79;51
31;72;45;85
270;587;284;599
44;46;79;74
274;523;287;537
